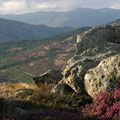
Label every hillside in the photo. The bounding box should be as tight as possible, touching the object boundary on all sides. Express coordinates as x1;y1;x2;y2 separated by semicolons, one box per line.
0;27;90;82
0;18;73;42
1;8;120;28
0;19;120;120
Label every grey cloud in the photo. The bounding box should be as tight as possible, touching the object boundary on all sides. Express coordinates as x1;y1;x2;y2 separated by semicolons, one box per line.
0;0;120;14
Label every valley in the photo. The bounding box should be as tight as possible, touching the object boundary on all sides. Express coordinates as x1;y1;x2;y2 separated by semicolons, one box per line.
0;2;120;119
0;27;89;82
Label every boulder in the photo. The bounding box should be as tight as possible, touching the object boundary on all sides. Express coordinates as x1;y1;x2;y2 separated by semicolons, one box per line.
84;55;120;98
33;69;63;87
61;58;98;94
53;20;120;95
51;83;74;95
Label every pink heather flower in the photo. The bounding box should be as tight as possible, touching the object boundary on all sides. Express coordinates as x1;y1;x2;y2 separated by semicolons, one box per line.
82;88;120;119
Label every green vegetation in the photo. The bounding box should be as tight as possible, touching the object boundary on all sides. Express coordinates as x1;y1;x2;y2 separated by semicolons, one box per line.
0;27;89;82
1;69;33;82
0;83;119;120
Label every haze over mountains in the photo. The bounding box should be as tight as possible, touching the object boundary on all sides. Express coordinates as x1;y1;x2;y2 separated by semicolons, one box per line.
0;8;120;42
0;8;120;28
0;0;120;118
0;18;73;42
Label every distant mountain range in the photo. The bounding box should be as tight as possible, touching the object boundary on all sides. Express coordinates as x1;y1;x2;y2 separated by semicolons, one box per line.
0;8;120;28
0;18;73;42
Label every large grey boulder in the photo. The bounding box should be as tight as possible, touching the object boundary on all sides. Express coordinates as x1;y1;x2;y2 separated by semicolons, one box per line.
61;58;98;94
33;69;63;87
52;20;120;95
84;55;120;98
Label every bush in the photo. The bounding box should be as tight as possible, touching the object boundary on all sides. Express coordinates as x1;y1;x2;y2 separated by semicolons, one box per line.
82;88;120;120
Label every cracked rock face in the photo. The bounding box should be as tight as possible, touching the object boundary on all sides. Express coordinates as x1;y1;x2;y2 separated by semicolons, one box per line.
84;55;120;98
52;21;120;96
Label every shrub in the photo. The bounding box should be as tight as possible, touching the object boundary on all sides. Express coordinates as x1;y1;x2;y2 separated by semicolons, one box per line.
82;88;120;120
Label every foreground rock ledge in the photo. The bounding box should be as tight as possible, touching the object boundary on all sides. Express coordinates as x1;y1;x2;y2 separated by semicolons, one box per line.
84;55;120;98
52;20;120;97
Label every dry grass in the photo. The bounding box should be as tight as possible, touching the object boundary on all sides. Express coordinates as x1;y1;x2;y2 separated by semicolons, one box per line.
1;83;37;91
0;82;82;109
0;82;92;120
0;82;38;98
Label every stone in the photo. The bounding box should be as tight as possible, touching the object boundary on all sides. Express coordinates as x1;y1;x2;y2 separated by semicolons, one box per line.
51;83;74;95
84;55;120;98
33;69;63;87
61;58;98;94
54;20;120;95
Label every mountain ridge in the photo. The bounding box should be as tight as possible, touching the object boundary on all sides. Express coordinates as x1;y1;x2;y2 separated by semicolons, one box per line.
0;18;73;42
0;8;120;28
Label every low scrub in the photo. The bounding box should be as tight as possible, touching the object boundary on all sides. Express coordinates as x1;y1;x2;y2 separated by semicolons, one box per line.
82;88;120;120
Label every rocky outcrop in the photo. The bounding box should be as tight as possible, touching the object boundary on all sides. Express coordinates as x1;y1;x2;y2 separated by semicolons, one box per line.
84;55;120;98
52;21;120;97
33;69;63;87
51;83;75;94
60;59;98;94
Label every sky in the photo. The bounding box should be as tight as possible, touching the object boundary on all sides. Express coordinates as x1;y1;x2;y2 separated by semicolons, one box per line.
0;0;120;14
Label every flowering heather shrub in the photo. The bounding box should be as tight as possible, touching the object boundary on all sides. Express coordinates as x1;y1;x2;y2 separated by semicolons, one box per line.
82;88;120;120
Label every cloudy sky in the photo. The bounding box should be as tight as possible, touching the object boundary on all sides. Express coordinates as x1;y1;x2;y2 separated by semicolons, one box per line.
0;0;120;14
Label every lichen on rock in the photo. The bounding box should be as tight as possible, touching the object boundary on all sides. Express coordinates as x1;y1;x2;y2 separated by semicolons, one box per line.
84;55;120;98
52;20;120;97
